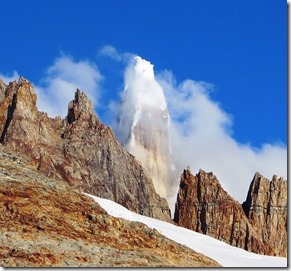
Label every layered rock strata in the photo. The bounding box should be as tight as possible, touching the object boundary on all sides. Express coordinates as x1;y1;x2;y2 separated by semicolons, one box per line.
0;146;220;267
242;173;287;257
174;169;279;256
0;77;171;222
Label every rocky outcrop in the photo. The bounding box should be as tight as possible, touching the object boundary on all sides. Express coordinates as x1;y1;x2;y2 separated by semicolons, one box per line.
0;77;171;222
242;173;287;257
0;146;220;267
174;169;276;256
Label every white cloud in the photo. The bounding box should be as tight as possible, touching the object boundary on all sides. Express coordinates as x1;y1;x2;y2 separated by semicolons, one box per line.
98;44;134;63
110;55;287;211
0;71;20;84
157;70;287;207
35;55;102;117
99;45;123;61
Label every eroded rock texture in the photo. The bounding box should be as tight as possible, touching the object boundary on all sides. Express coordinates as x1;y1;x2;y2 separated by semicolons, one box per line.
242;173;287;256
0;146;220;267
173;169;281;256
0;77;170;222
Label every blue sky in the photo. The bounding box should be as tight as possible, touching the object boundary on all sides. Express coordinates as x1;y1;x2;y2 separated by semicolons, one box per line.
0;0;287;148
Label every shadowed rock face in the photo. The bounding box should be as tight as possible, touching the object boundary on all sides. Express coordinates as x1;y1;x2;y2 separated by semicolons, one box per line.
173;169;286;256
0;77;171;222
0;146;220;267
242;173;287;257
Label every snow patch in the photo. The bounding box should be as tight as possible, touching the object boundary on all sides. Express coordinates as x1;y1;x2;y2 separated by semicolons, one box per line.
85;193;287;268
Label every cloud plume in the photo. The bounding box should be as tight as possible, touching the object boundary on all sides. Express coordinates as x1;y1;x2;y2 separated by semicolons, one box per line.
0;49;286;214
99;45;133;63
35;55;102;117
107;52;286;212
157;70;287;208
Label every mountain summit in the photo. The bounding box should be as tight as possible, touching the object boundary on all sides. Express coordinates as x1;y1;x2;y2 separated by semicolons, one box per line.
0;77;171;222
117;56;171;199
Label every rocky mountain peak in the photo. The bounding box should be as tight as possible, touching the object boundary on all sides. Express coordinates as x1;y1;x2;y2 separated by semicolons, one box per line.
242;172;287;256
117;56;171;199
174;168;276;256
243;172;287;215
0;77;171;223
178;168;228;205
67;89;94;124
0;77;39;144
12;77;37;103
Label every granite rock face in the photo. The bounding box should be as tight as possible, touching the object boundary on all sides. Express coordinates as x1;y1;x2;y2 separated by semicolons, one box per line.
0;146;220;267
173;169;281;256
0;77;171;222
242;173;287;257
117;56;171;199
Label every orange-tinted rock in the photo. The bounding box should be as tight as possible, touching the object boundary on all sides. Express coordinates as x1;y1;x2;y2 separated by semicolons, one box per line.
0;146;220;267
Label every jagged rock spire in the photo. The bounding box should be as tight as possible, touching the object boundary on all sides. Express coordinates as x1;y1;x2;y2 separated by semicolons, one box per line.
174;169;277;256
67;89;94;124
117;56;171;199
242;172;287;256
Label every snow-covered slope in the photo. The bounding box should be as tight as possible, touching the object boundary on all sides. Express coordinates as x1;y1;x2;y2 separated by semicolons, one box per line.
85;193;287;268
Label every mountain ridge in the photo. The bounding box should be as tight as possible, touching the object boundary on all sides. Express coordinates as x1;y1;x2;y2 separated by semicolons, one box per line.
0;77;171;222
0;76;287;266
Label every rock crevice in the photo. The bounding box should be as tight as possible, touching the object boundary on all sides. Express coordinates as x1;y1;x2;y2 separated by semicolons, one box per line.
0;93;17;143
